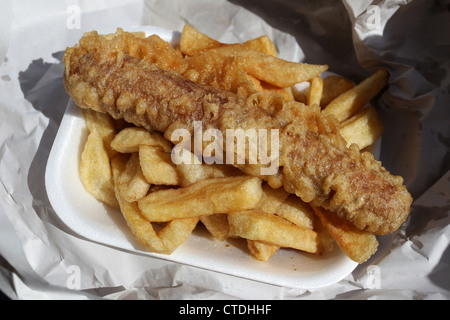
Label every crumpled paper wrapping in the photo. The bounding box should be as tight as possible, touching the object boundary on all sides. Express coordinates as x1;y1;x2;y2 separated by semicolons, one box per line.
0;0;449;299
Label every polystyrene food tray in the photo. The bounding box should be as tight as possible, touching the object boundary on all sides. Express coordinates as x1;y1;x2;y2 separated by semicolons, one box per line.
45;26;358;289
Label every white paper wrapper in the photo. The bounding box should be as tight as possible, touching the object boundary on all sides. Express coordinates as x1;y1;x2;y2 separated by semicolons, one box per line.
0;0;449;299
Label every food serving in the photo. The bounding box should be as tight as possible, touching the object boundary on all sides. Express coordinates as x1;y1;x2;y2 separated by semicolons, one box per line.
62;25;412;264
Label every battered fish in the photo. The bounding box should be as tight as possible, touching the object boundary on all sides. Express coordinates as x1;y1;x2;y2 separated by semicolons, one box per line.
63;30;412;235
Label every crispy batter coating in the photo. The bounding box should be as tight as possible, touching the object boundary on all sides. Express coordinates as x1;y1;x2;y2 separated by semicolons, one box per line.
63;30;412;235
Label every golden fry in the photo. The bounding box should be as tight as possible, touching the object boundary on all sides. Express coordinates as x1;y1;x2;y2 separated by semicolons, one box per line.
83;109;117;157
339;106;384;149
200;214;230;241
256;183;290;214
139;145;180;185
320;75;355;107
275;195;315;230
111;127;172;153
219;45;328;87
80;131;118;208
243;36;277;57
116;152;150;202
138;176;263;222
174;149;241;187
313;207;378;264
228;210;323;254
307;76;323;106
157;217;199;253
111;154;167;253
111;155;197;254
180;24;222;56
322;69;389;122
247;240;280;261
181;24;277;57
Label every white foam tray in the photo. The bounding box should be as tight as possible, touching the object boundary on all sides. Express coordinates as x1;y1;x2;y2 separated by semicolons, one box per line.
45;26;358;289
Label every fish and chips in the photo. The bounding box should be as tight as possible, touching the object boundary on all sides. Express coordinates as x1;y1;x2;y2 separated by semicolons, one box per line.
63;25;412;264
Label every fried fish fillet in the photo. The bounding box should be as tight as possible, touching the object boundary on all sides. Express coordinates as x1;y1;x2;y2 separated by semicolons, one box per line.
63;30;412;235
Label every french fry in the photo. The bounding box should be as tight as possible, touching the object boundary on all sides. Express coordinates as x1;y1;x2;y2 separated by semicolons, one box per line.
184;42;327;89
180;24;222;56
210;44;328;88
322;69;389;122
83;109;117;157
111;127;173;153
157;217;199;253
246;185;313;261
80;130;118;208
312;207;378;264
174;148;241;187
228;210;323;254
111;155;198;254
275;195;315;230
111;154;168;253
139;145;180;185
181;28;295;96
247;240;280;262
83;109;116;139
339;106;384;149
314;217;335;253
256;183;290;214
243;36;277;57
307;76;323;106
284;86;295;101
116;152;150;202
115;194;169;253
320;75;355;107
181;24;277;57
200;214;230;241
138;176;263;222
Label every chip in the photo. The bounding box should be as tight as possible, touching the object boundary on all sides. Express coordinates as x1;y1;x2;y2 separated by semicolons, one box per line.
275;195;315;230
111;155;198;254
116;152;150;202
180;25;277;57
83;109;116;154
137;176;263;222
210;44;328;88
339;105;384;149
180;24;222;56
247;240;280;262
256;183;290;214
322;69;389;122
313;207;378;264
243;36;277;57
80;126;118;208
228;210;323;254
139;145;180;185
200;214;230;242
174;148;241;186
320;75;355;107
307;76;323;106
111;127;173;153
